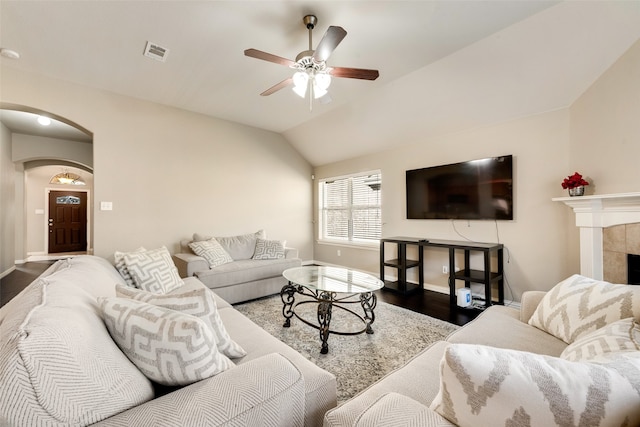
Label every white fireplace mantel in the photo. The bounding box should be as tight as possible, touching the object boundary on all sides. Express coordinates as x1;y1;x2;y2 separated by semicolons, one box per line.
553;192;640;279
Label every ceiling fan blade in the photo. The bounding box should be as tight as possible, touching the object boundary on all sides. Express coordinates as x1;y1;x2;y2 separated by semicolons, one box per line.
260;77;293;96
312;26;347;63
244;49;296;68
329;67;379;81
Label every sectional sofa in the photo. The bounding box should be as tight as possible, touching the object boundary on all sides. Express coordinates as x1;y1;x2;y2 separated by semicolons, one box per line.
0;255;337;426
324;275;640;426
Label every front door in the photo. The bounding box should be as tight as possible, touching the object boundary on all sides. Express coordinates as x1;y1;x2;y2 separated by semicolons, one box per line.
48;191;87;253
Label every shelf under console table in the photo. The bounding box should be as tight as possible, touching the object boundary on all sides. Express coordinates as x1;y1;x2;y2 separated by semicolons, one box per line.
379;236;504;309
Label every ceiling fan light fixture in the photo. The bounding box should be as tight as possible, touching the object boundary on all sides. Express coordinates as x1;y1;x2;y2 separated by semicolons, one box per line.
314;72;331;91
292;71;309;98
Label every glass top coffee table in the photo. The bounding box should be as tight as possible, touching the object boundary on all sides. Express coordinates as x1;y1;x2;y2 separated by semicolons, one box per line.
281;266;384;354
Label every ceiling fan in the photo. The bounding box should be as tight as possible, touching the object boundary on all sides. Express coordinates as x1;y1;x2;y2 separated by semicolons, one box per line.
244;15;379;106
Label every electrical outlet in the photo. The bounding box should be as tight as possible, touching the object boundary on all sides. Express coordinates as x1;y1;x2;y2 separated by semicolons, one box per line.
442;265;449;274
337;250;341;256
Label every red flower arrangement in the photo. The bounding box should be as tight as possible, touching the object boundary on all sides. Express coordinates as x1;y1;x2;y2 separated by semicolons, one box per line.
561;172;589;189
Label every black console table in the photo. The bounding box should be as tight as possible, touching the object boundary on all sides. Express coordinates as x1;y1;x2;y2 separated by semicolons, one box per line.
379;237;504;309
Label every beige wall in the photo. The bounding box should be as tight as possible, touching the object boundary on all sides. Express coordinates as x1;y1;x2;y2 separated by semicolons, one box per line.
314;37;640;301
12;134;93;168
570;39;640;194
0;122;14;275
314;110;574;302
1;66;314;261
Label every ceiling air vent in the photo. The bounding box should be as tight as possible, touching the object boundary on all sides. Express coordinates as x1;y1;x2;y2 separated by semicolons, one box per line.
143;41;169;62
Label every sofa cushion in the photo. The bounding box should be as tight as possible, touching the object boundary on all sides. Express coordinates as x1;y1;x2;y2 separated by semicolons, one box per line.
189;238;233;268
253;238;286;260
195;257;300;290
354;393;455;427
528;274;640;344
124;246;184;294
447;305;567;356
219;306;337;426
100;297;234;386
116;281;246;358
195;229;265;260
430;343;640;427
561;317;640;362
114;247;147;287
0;256;154;426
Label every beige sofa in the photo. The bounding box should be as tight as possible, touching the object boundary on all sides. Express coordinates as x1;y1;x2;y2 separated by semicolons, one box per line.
324;276;640;426
0;255;337;427
173;230;301;304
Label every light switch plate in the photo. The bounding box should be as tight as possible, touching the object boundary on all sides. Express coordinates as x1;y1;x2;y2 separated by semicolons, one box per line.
100;201;113;211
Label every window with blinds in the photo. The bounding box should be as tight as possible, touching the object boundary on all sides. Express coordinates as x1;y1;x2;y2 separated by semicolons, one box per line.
319;171;382;244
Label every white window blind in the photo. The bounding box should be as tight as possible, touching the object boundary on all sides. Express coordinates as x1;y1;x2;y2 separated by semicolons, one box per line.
319;171;381;244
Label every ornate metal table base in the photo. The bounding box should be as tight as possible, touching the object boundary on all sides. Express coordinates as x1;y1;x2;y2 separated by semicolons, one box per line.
281;282;377;354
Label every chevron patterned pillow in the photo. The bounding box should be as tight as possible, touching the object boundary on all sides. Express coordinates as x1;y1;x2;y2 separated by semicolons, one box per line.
561;317;640;362
528;274;640;344
115;282;246;358
189;238;233;268
430;343;640;427
123;246;183;294
100;297;234;386
114;246;146;287
253;238;286;260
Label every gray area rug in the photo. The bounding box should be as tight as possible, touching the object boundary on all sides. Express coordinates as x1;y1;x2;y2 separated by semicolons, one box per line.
234;295;459;403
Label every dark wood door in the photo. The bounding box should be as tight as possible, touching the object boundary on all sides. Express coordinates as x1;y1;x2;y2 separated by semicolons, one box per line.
48;191;87;253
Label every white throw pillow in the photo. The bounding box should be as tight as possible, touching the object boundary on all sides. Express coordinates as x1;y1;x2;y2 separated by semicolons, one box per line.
114;247;146;287
561;317;640;362
253;238;286;260
430;343;640;427
115;282;246;358
100;297;234;386
528;274;640;343
189;238;233;268
123;246;183;294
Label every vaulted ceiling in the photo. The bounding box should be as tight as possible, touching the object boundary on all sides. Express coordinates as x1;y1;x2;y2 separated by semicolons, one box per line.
1;1;639;166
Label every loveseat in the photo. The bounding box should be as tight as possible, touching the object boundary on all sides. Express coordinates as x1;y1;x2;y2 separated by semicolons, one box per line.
0;255;337;426
324;275;640;426
173;230;301;304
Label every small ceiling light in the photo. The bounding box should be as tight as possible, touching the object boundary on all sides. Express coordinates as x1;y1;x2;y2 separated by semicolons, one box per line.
37;116;51;126
0;48;20;60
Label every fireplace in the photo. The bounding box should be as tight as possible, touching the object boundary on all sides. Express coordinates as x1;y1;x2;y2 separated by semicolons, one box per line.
553;192;640;282
629;254;640;285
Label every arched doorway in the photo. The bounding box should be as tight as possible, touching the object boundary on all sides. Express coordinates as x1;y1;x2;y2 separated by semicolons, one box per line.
0;105;93;268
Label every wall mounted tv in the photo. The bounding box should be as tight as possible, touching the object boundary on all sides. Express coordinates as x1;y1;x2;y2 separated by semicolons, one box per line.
406;155;513;220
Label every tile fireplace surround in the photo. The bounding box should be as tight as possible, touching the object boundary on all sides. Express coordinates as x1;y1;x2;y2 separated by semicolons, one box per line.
553;192;640;283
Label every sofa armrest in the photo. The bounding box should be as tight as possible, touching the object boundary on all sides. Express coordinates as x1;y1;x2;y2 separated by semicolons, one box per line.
520;291;547;323
285;247;299;259
172;253;209;278
95;353;306;427
346;393;455;427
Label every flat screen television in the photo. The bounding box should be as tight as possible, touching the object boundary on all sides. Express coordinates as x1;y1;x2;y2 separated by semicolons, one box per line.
406;155;513;220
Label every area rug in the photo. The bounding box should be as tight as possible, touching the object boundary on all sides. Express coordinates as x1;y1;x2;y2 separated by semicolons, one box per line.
234;295;459;403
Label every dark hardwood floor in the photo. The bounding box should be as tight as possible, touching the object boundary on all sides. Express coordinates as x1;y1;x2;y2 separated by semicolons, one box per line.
1;261;480;326
0;261;54;307
375;288;480;326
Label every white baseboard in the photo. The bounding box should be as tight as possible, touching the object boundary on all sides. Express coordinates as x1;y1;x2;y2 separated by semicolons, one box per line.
0;266;16;280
